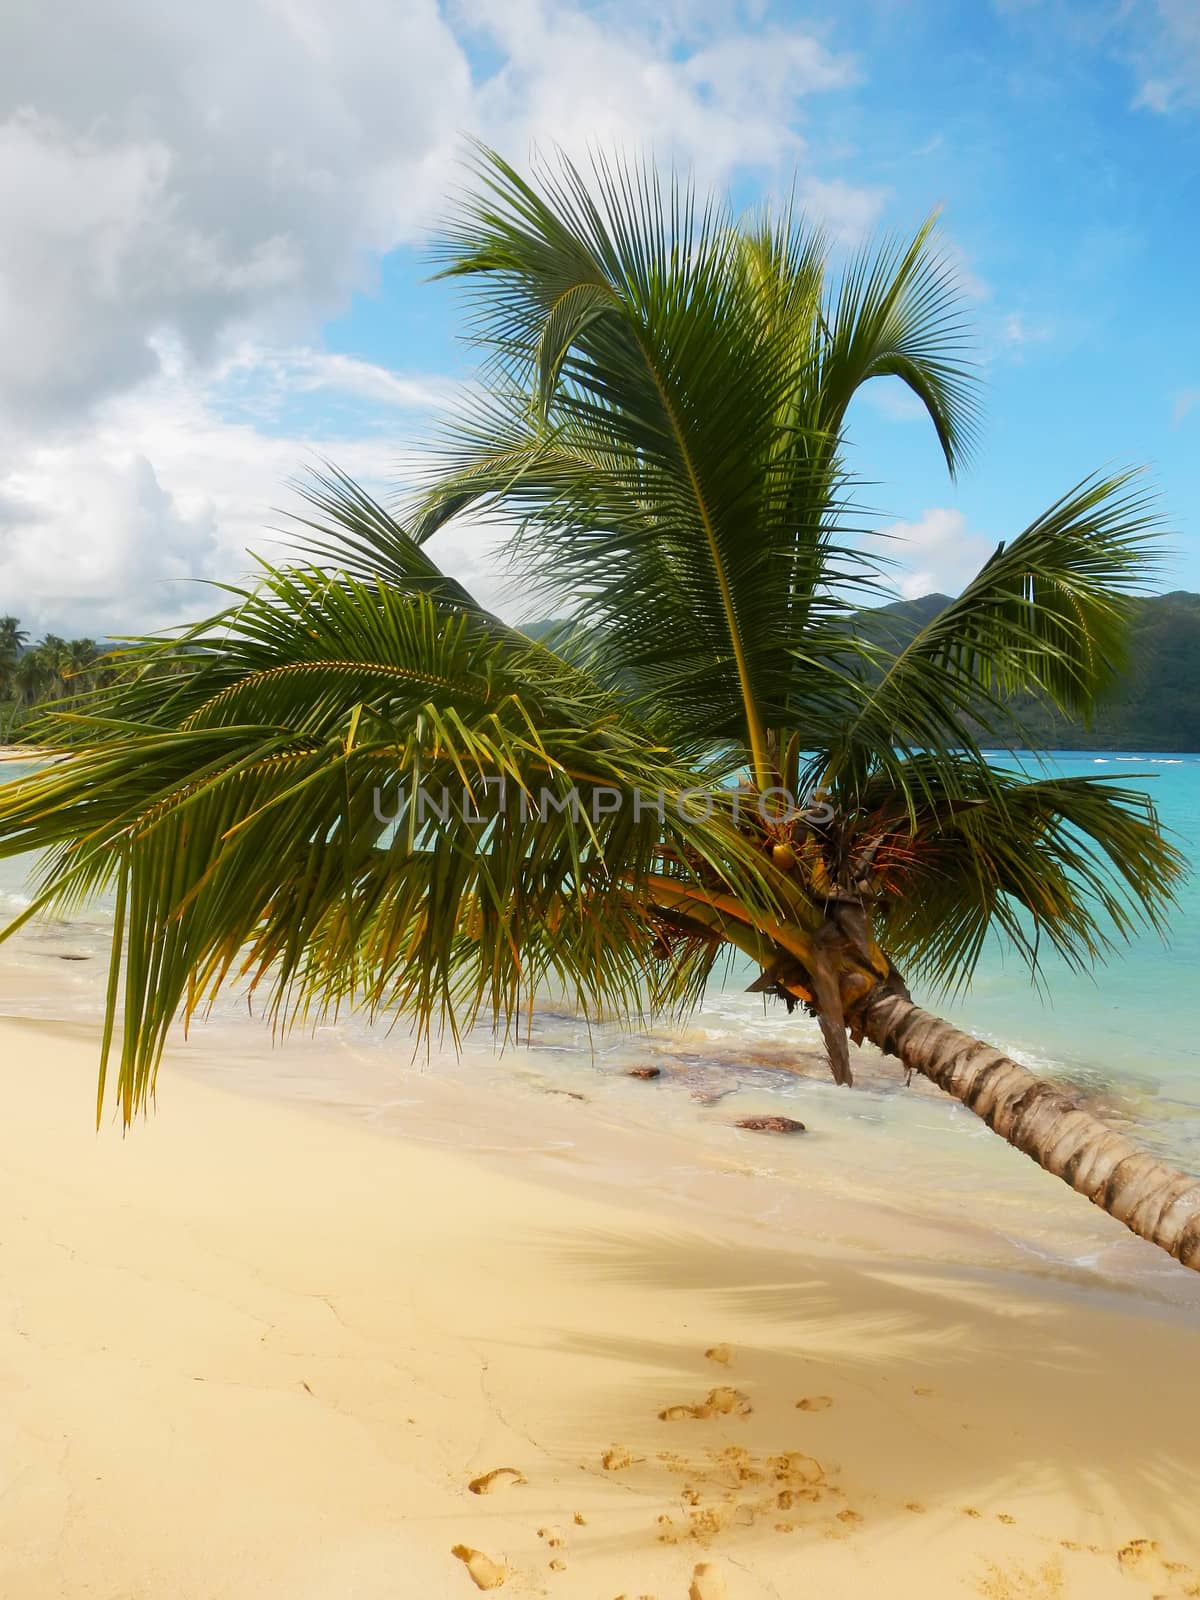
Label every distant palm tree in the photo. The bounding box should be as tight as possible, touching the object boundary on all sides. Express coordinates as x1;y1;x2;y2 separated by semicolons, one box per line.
11;647;51;710
34;635;71;700
0;615;26;656
1;149;1196;1269
64;637;99;693
0;615;27;700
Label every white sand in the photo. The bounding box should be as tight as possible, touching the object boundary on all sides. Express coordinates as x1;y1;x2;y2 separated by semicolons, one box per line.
2;1013;1199;1600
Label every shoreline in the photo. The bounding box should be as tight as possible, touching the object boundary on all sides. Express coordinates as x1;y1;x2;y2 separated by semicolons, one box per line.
0;744;63;763
3;1011;1199;1598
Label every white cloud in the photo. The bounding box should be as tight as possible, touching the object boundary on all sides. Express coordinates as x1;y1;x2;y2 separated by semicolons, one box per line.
0;0;879;635
1001;309;1054;349
0;1;872;433
460;0;859;184
1130;0;1200;113
797;176;888;243
0;451;219;640
886;507;993;600
0;1;473;427
0;346;528;636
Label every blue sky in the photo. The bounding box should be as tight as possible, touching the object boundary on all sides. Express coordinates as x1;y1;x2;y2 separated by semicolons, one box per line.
1;0;1198;631
321;0;1200;601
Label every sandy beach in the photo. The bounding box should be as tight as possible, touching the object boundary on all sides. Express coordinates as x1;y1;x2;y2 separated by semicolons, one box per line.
2;1013;1199;1600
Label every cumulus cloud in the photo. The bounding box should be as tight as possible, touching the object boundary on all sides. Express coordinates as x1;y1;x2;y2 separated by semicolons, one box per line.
0;344;531;636
0;0;472;428
886;507;994;600
0;0;878;634
0;451;219;639
461;0;858;181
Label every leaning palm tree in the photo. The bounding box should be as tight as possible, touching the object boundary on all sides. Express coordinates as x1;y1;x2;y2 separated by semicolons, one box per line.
1;148;1196;1270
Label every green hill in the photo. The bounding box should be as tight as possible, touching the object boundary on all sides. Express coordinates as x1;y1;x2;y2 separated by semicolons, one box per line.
520;591;1200;753
860;590;1200;753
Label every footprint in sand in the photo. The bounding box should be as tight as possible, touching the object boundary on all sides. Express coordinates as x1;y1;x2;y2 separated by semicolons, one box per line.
1115;1538;1200;1596
689;1562;728;1600
450;1546;508;1590
468;1467;526;1495
973;1557;1064;1599
913;1385;935;1397
796;1395;833;1411
658;1387;752;1422
602;1446;634;1470
1117;1538;1159;1571
705;1344;733;1366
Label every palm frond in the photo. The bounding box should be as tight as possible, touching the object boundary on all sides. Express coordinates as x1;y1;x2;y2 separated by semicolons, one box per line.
422;144;891;780
0;515;795;1125
817;216;982;477
821;471;1165;807
854;755;1183;993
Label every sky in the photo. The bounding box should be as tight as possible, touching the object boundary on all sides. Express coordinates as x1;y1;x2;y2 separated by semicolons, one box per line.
1;0;1198;636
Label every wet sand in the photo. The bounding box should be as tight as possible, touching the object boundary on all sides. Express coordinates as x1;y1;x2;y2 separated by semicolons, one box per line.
2;1013;1199;1599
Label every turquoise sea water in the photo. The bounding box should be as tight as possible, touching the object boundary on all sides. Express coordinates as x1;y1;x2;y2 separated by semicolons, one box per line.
1;750;1197;1180
935;751;1199;1166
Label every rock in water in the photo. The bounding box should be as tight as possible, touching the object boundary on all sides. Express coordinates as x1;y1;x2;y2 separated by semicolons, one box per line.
690;1562;728;1600
450;1546;507;1589
735;1115;806;1133
627;1065;661;1079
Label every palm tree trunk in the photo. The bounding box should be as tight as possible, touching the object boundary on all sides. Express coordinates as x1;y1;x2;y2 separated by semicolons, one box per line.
860;990;1200;1272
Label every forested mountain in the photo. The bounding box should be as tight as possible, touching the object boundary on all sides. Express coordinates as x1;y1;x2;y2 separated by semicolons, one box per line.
862;590;1200;752
524;591;1200;753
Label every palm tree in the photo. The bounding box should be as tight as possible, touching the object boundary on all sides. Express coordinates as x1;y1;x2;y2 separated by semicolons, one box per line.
64;638;100;695
1;148;1196;1270
0;615;27;700
11;645;52;710
32;635;72;700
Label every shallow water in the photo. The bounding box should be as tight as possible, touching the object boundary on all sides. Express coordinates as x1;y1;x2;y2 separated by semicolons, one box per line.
1;750;1197;1294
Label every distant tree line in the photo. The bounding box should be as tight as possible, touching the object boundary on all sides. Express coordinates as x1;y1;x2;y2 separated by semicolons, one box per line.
0;616;114;735
5;589;1198;748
